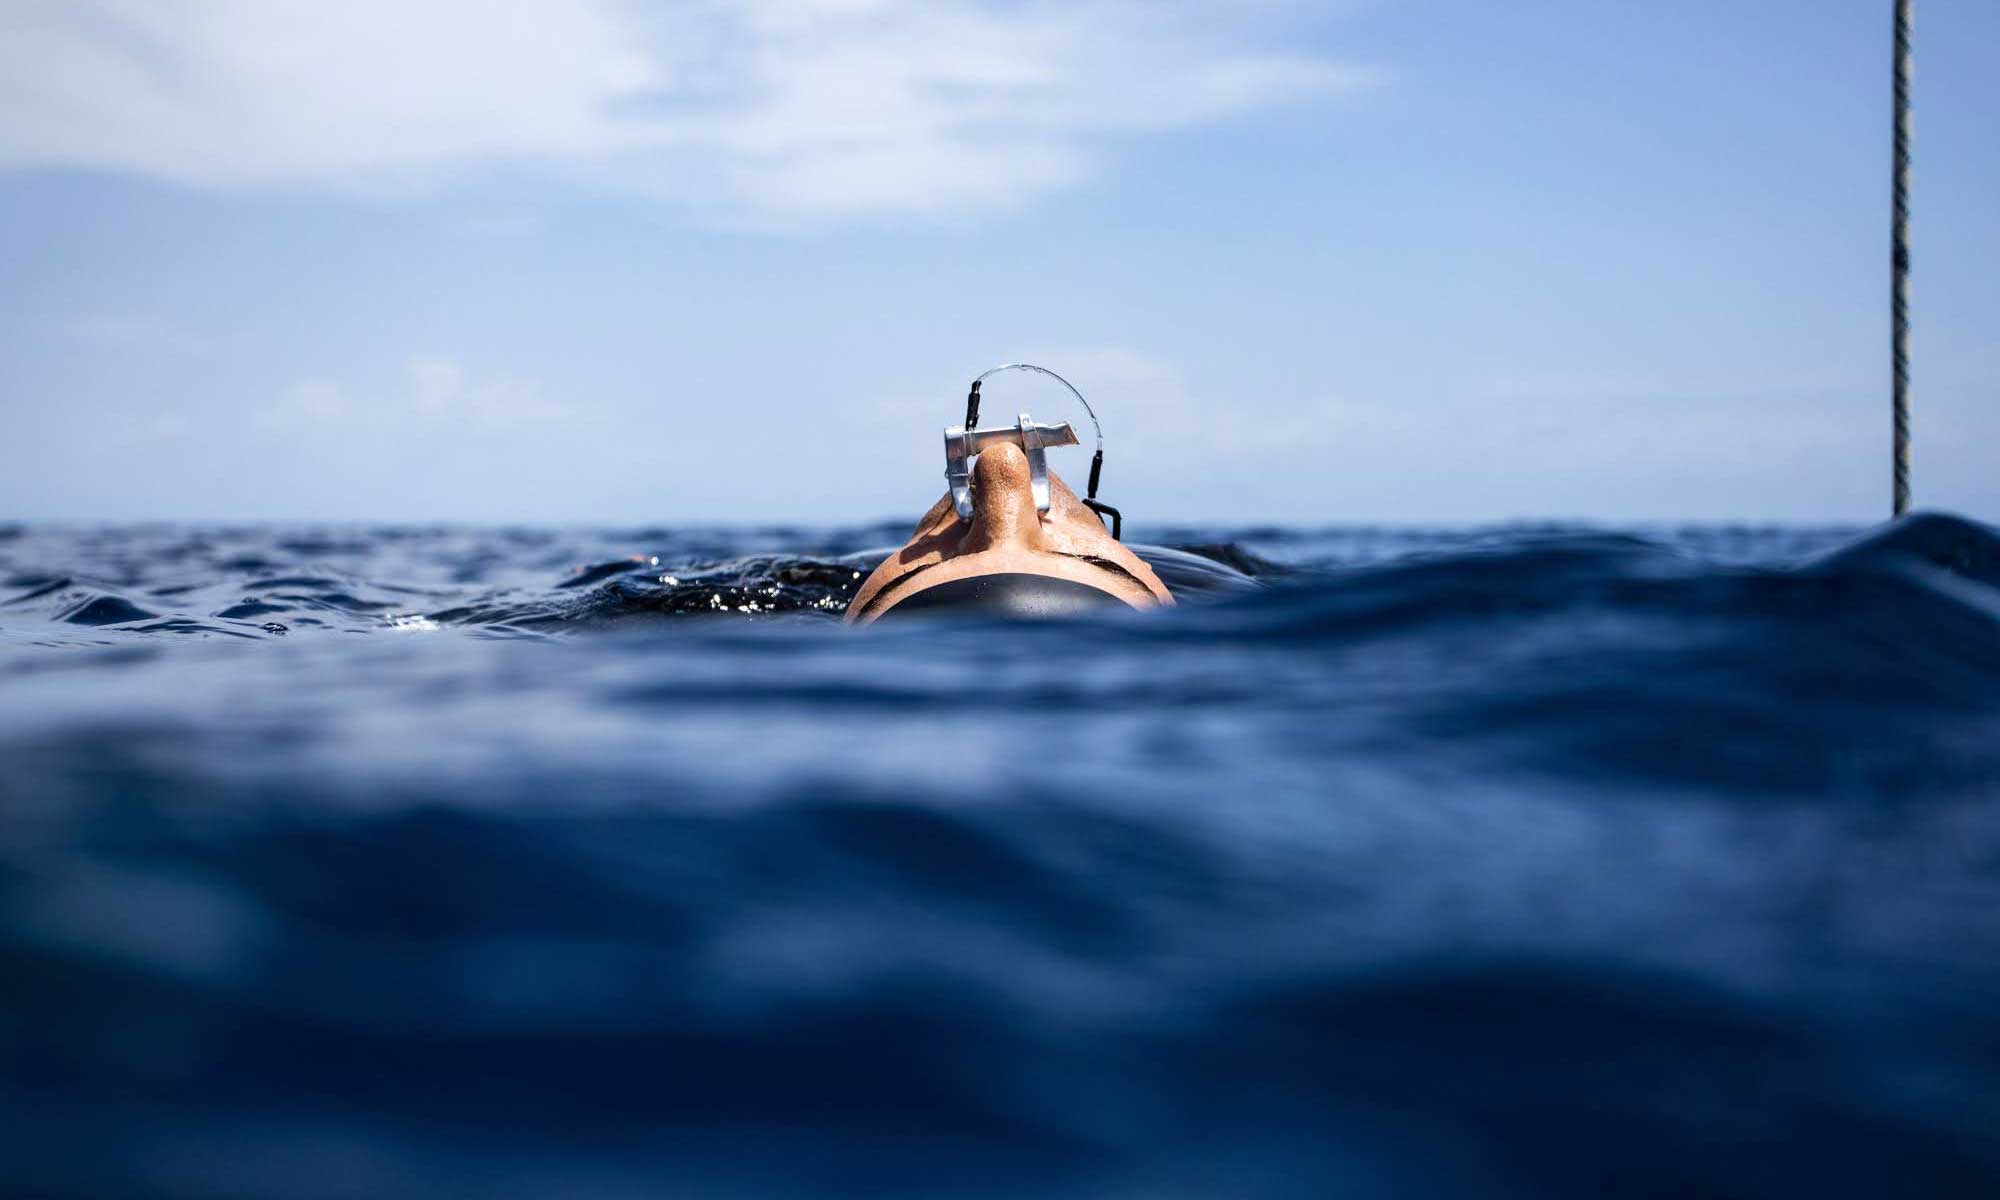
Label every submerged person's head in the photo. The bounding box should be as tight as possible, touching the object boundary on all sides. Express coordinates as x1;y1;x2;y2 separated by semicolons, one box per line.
845;440;1173;623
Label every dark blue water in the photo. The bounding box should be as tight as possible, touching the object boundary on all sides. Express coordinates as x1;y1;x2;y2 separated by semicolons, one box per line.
4;515;1999;1198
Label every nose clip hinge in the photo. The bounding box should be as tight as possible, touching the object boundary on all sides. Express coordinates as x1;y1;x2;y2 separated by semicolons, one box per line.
943;411;1079;520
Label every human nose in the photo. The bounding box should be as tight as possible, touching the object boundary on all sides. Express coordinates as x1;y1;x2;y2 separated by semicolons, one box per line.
960;441;1047;554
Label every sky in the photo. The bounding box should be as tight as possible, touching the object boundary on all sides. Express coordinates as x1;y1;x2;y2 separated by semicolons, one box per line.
1;0;1994;526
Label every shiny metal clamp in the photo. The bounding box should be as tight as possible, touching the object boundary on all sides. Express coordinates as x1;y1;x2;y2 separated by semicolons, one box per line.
942;411;1079;520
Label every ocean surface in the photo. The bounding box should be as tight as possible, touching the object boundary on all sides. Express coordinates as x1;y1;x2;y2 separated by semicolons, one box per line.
3;515;1999;1199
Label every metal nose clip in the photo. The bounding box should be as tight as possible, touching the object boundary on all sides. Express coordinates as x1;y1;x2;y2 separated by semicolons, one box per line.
942;412;1079;520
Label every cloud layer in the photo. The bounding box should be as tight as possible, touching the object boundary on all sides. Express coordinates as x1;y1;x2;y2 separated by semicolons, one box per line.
260;357;588;437
0;0;1372;220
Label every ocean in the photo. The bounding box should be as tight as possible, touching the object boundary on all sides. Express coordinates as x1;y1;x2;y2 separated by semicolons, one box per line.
3;515;1998;1198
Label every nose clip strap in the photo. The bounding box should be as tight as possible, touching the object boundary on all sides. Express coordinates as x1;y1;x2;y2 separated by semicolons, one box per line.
951;363;1123;539
943;412;1079;520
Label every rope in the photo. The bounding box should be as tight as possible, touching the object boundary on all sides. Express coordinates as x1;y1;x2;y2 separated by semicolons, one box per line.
1892;0;1912;517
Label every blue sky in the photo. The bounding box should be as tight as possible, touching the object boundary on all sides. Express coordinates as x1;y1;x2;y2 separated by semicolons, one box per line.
2;0;1994;525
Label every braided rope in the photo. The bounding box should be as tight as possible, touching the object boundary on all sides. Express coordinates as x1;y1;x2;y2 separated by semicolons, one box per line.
1892;0;1912;516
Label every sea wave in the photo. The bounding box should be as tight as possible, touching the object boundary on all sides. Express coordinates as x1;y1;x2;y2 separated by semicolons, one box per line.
2;515;1998;1198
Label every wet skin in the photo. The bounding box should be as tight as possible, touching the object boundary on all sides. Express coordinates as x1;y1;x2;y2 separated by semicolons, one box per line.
845;441;1173;624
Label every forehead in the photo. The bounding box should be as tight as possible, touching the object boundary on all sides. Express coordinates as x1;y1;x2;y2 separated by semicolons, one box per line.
848;468;1169;622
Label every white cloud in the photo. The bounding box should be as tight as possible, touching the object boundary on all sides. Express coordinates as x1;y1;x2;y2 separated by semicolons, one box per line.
939;345;1892;522
1011;344;1347;461
258;378;349;429
256;356;587;434
402;355;583;428
0;0;1376;221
